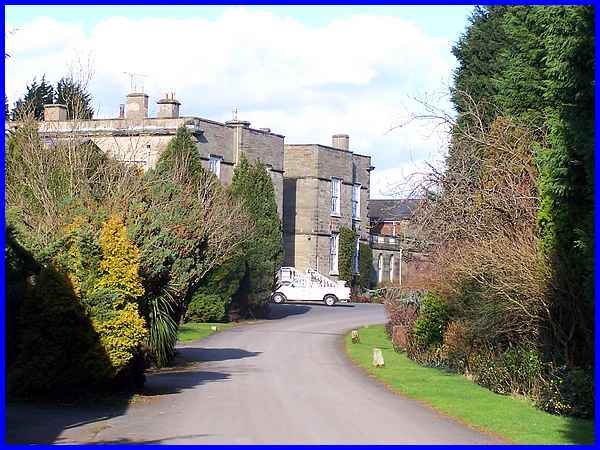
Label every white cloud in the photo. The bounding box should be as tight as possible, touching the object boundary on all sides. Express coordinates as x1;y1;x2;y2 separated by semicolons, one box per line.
5;7;457;198
369;154;446;199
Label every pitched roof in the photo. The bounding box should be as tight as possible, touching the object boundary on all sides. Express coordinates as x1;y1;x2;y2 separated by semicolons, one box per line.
368;199;420;221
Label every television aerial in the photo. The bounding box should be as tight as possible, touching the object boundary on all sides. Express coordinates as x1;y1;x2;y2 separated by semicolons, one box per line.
123;71;147;93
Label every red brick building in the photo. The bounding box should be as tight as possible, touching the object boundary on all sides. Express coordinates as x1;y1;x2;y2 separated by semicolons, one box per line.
368;199;432;287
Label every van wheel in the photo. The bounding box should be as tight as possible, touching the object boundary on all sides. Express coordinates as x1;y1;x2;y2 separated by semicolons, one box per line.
323;294;337;307
272;293;286;304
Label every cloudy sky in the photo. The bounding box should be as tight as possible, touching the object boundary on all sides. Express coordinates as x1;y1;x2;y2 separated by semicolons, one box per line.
5;5;473;198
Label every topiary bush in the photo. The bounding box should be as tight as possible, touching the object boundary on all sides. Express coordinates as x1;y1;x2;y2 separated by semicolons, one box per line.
185;293;227;323
412;292;449;349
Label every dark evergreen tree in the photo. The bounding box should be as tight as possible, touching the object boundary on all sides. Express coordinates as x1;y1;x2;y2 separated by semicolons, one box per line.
451;6;509;122
499;6;595;366
449;5;594;366
55;77;94;120
129;126;209;366
229;154;283;318
12;75;54;120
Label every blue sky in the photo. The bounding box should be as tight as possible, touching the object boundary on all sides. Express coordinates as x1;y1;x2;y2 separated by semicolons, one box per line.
5;5;474;198
6;5;474;38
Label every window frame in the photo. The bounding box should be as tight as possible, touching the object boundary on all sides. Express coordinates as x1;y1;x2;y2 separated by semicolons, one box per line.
352;183;361;220
329;233;339;275
330;177;341;217
208;154;223;179
353;238;360;274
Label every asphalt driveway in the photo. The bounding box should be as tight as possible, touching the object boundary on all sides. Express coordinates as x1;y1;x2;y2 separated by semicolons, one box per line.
6;303;500;444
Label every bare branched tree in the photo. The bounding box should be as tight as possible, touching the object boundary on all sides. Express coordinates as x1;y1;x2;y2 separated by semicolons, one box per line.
389;90;552;347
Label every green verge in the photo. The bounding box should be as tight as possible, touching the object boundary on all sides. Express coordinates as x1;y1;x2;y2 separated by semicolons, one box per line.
344;325;594;445
177;322;236;343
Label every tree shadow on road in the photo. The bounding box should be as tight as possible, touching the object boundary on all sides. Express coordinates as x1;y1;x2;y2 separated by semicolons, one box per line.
175;347;261;363
83;433;215;444
267;303;311;319
6;368;232;444
6;398;130;444
142;369;231;396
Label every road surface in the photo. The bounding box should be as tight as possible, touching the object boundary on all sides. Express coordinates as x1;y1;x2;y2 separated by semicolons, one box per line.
6;303;500;444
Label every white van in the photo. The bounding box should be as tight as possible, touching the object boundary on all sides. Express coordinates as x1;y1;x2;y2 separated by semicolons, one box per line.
271;267;351;306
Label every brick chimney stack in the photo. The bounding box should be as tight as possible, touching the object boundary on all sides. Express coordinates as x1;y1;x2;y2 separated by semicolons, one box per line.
125;92;148;120
332;134;350;151
43;104;68;121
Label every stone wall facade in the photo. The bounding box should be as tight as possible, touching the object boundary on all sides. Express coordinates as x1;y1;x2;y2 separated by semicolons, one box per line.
6;92;389;284
31;96;285;217
283;142;371;280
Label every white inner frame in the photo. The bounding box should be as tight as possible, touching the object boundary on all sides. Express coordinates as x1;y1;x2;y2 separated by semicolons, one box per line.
352;183;361;220
331;177;341;216
209;154;222;179
329;233;339;275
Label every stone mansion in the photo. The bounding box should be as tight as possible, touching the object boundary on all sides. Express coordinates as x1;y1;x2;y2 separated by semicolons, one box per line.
9;90;424;287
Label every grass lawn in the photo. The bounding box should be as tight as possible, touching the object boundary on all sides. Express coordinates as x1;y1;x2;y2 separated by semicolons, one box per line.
345;325;595;445
177;322;236;343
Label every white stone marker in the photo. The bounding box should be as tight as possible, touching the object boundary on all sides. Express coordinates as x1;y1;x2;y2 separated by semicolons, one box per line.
211;325;218;331
372;348;385;368
351;329;360;344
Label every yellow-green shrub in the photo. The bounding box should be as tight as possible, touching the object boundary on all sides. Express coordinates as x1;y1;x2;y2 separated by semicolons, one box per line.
62;217;101;299
95;215;144;300
93;302;148;375
11;216;151;394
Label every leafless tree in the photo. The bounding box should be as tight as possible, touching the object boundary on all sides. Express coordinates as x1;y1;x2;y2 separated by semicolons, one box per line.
387;91;552;347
